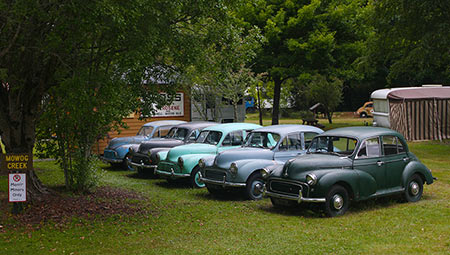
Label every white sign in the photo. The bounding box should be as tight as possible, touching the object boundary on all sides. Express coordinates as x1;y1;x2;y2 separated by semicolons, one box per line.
9;173;26;202
154;92;184;117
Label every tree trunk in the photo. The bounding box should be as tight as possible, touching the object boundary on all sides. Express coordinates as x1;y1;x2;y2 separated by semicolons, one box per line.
256;83;263;126
233;103;238;122
272;78;282;125
327;111;333;124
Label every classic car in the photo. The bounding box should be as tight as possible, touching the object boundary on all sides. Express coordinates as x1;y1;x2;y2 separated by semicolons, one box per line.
355;101;373;118
101;120;186;169
200;125;323;200
262;127;435;217
128;121;218;177
155;123;261;188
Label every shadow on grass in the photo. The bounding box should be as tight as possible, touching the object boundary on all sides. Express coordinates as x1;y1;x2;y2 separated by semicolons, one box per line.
153;179;192;189
193;189;247;202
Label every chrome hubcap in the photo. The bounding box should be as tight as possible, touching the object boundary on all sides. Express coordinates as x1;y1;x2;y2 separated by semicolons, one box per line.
410;181;419;196
332;194;344;210
253;182;263;195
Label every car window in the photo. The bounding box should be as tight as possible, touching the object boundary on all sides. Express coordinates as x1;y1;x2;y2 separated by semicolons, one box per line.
168;128;189;140
196;130;222;145
398;139;406;153
288;133;302;150
244;132;280;149
152;125;172;138
186;129;199;142
137;126;154;136
303;132;318;149
366;103;373;108
357;137;380;158
308;136;357;156
222;130;244;146
279;137;289;151
382;136;398;155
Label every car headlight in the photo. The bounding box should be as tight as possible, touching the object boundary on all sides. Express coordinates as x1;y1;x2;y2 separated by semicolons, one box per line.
229;162;238;175
198;158;206;169
306;173;318;186
129;148;134;154
261;168;270;179
178;157;184;168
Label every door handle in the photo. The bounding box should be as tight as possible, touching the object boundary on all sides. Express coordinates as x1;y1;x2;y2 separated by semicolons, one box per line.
403;157;410;162
377;161;384;167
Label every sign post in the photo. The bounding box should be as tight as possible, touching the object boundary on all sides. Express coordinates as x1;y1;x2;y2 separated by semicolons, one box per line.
1;153;32;214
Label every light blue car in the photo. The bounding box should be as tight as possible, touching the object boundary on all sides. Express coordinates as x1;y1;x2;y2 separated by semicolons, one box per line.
102;120;186;169
200;125;323;200
155;123;262;188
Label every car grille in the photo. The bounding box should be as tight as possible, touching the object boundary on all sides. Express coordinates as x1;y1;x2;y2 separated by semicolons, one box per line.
205;170;226;181
104;150;116;159
269;180;306;197
131;153;150;165
158;161;181;173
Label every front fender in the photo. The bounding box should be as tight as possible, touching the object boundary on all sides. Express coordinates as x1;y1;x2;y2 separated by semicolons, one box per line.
402;161;434;186
201;155;217;168
115;144;133;159
180;154;209;174
150;148;171;162
157;151;169;162
234;159;282;183
313;169;361;200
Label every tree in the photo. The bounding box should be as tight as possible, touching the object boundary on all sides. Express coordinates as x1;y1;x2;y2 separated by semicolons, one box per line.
0;0;237;197
237;0;369;124
307;74;343;124
364;0;450;85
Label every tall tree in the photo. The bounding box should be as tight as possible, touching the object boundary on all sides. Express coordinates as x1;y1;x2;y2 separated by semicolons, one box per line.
237;0;369;124
0;0;236;198
365;0;450;85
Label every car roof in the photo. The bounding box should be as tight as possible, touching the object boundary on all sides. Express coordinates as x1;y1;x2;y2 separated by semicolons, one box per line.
202;123;262;133
252;124;323;136
173;121;219;130
318;127;403;140
142;120;187;127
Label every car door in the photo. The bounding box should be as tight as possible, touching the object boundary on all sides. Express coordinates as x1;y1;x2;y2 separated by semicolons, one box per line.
382;135;408;189
353;137;386;193
274;132;302;162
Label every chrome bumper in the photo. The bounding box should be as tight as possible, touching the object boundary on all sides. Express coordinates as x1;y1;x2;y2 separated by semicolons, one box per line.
128;161;156;169
200;176;246;188
155;169;190;178
263;185;326;203
100;156;123;164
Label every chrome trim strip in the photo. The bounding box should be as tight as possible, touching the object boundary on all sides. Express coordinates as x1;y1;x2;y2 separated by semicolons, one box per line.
200;177;246;188
155;169;190;178
264;190;326;203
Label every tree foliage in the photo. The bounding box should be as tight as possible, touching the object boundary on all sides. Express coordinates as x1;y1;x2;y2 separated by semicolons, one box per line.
365;0;450;85
306;74;343;123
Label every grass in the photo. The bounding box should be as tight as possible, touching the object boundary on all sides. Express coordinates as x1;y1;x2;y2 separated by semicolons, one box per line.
1;115;449;254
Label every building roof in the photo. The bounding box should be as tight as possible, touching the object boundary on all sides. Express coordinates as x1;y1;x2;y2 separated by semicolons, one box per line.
371;86;450;100
252;124;323;136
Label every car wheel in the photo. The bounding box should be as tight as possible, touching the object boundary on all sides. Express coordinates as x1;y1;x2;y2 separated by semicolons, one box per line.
360;112;367;118
190;167;205;188
245;173;264;200
324;185;349;217
403;174;423;202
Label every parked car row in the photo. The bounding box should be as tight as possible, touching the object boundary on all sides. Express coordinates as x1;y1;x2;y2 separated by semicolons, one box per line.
101;121;435;217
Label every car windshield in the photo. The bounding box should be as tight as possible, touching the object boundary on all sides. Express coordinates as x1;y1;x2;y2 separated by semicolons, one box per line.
136;126;154;136
244;132;281;149
167;128;189;140
308;136;357;156
195;130;222;145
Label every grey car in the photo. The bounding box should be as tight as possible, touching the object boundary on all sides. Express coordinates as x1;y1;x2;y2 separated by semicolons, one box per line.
200;125;323;200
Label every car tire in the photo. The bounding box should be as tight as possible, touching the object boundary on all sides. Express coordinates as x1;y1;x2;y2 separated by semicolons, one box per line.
360;112;367;118
324;185;349;217
403;174;423;202
190;167;205;188
245;173;264;200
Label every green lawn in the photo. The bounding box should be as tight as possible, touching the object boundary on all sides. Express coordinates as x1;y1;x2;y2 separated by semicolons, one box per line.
1;116;449;254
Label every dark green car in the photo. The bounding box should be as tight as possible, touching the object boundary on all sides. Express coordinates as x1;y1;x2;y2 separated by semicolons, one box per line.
262;127;435;217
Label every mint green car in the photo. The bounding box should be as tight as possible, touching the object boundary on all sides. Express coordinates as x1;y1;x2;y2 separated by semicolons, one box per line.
155;123;261;188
